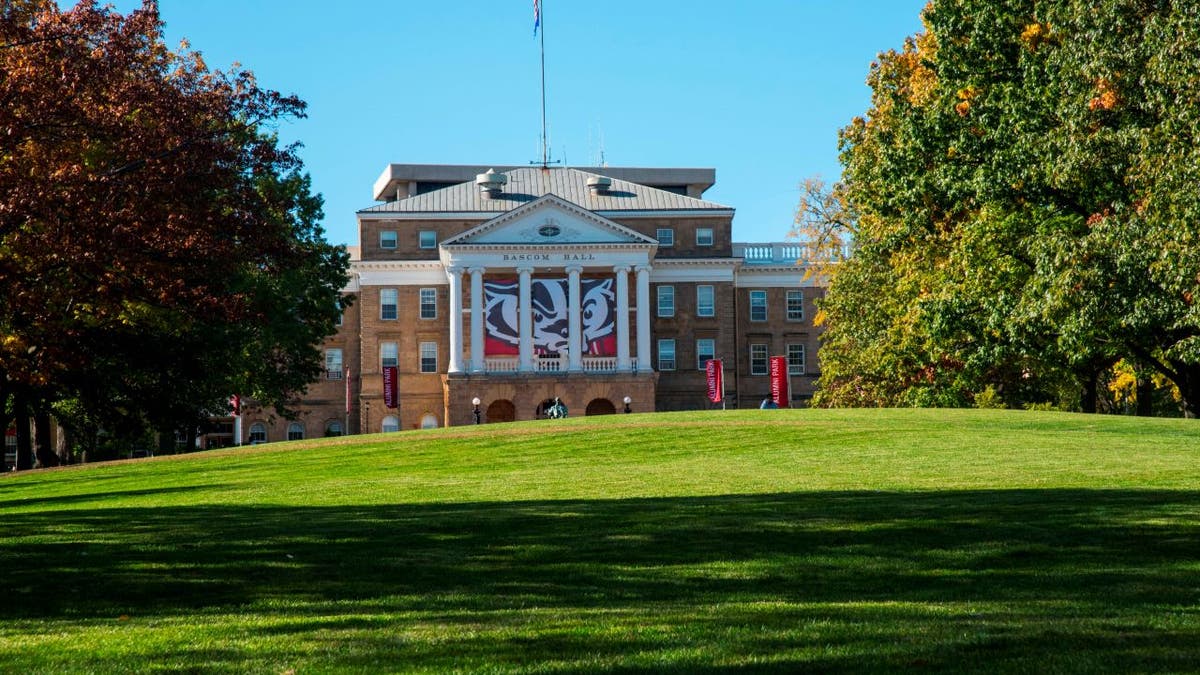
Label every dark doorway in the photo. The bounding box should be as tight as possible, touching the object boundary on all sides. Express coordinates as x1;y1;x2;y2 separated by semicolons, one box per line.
585;398;617;416
486;399;516;423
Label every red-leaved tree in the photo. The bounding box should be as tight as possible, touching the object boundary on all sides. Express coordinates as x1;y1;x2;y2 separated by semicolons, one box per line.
0;1;348;467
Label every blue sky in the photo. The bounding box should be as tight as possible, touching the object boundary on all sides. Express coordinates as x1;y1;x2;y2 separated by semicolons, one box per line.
102;1;927;246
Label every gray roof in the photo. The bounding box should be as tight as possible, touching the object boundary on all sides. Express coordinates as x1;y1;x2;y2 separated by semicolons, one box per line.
358;167;732;214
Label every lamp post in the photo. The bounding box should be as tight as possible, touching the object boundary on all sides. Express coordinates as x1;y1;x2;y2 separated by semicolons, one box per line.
472;397;482;425
623;396;632;414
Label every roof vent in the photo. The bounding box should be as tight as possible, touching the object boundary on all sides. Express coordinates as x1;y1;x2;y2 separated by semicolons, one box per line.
587;174;612;195
475;169;507;198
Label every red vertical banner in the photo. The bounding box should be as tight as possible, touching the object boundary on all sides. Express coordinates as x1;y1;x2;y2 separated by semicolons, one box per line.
769;356;790;408
382;367;398;409
706;358;723;403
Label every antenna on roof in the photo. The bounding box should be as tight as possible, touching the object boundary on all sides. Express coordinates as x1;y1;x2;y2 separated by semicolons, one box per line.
531;0;560;170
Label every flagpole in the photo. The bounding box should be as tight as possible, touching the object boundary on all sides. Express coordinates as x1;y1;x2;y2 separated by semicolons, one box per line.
539;0;548;168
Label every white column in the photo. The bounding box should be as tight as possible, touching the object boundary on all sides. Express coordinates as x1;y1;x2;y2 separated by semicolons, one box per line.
567;264;583;372
518;267;534;372
447;266;465;374
614;265;631;371
635;264;652;372
469;266;485;373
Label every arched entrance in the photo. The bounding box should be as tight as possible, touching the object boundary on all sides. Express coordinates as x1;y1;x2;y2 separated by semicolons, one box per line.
486;399;516;423
585;398;616;416
536;398;557;419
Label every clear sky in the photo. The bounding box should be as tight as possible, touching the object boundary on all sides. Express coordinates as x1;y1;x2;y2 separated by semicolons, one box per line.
100;1;927;247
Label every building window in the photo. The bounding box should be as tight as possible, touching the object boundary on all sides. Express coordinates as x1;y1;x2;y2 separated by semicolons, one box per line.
750;343;768;375
248;423;267;444
380;288;398;320
420;288;437;319
325;348;343;380
787;290;805;321
657;228;674;247
325;421;344;437
420;413;439;429
657;339;676;371
287;422;305;441
696;338;715;370
419;230;437;249
381;415;400;433
420;341;438;373
787;343;806;376
697;285;715;317
749;290;767;322
657;285;675;318
380;230;397;249
696;227;714;246
380;341;398;369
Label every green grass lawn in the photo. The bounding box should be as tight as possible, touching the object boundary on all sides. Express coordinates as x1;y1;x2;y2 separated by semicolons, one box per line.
1;408;1198;673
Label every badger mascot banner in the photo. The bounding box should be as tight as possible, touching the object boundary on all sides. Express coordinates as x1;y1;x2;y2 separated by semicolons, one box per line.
483;278;616;357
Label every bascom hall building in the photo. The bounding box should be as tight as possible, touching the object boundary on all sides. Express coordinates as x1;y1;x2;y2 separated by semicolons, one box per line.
230;163;826;443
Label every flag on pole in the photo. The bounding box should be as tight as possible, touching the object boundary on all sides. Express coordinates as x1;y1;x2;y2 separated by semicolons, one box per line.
383;367;398;409
705;359;724;404
769;356;791;408
533;0;541;36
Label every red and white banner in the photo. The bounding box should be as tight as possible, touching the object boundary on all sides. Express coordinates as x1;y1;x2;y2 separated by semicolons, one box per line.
705;358;723;403
483;277;616;357
382;367;398;409
769;356;790;408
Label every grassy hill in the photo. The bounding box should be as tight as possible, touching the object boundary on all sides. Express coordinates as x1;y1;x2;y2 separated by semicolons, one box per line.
1;409;1198;673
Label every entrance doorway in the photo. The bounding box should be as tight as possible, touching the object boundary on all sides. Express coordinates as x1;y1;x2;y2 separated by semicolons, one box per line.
486;399;516;423
585;398;616;416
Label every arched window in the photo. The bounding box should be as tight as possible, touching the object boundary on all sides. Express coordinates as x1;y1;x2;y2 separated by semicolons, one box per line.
287;422;305;441
419;413;439;429
248;423;267;444
381;415;400;433
325;421;344;437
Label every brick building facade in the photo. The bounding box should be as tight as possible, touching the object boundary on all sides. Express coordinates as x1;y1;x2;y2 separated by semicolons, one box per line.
236;164;825;442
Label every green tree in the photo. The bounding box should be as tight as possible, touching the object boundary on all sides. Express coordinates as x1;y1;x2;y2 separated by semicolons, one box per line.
0;1;349;466
818;0;1200;416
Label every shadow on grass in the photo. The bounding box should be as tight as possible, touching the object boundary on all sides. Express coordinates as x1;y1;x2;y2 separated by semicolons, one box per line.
2;490;1199;672
0;484;226;510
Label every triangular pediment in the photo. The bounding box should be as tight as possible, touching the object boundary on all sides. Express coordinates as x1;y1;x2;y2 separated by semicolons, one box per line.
441;195;658;247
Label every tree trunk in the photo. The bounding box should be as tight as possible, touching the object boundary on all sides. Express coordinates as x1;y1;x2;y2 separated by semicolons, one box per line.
1081;374;1098;414
157;424;175;455
13;392;33;471
33;409;59;468
1135;375;1153;417
56;424;72;465
1179;368;1200;419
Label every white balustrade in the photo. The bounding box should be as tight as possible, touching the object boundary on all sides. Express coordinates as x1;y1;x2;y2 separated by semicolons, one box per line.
476;354;640;374
484;357;519;373
733;241;850;264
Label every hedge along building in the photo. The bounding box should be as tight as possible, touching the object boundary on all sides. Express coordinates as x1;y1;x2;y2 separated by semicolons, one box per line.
235;163;826;442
